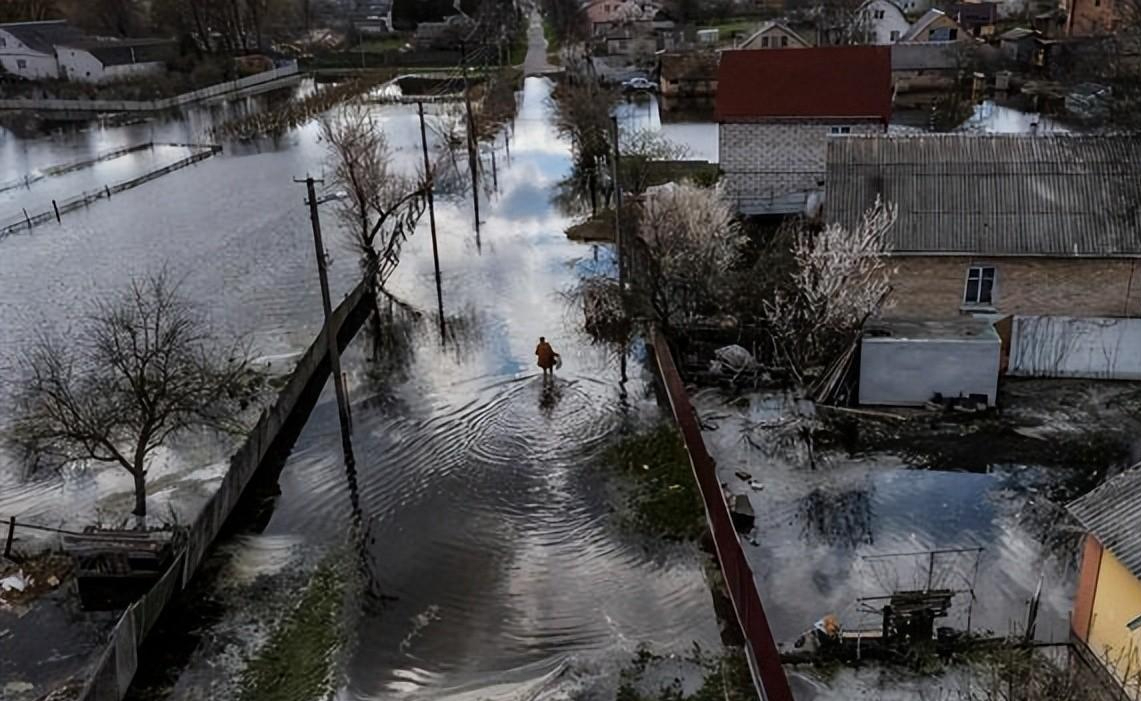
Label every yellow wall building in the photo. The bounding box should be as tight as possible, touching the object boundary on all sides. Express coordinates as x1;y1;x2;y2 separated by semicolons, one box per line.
1070;469;1141;699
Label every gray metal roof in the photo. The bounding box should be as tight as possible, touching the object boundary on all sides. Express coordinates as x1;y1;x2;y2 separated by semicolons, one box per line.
824;134;1141;257
0;20;86;54
1068;469;1141;580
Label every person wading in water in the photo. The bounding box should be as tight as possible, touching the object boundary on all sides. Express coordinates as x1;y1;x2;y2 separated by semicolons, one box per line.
535;337;560;379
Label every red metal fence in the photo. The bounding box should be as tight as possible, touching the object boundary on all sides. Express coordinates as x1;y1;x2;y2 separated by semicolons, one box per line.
651;327;794;701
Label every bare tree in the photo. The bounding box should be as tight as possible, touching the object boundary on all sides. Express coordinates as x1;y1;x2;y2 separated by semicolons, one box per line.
630;182;746;332
619;129;690;197
320;102;429;289
763;197;896;373
0;0;61;21
551;71;617;216
8;271;256;520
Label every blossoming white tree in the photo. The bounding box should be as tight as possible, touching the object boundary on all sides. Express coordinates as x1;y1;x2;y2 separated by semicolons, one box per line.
764;196;897;373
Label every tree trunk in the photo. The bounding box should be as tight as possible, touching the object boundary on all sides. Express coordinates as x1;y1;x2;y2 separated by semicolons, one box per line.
132;469;147;518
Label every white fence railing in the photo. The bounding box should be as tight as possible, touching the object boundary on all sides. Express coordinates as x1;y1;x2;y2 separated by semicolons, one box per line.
0;62;300;113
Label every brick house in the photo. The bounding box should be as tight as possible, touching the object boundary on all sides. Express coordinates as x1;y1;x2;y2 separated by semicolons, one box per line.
716;46;891;215
1068;0;1121;35
824;134;1141;321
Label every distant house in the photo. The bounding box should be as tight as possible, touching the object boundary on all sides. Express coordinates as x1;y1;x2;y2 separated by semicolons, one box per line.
0;20;84;80
999;27;1044;64
1069;469;1141;698
1068;0;1121;35
947;2;998;37
900;8;967;41
824;134;1141;321
716;46;891;215
56;38;175;83
890;41;962;91
738;21;811;49
853;0;912;43
586;0;662;36
351;0;394;34
658;51;718;98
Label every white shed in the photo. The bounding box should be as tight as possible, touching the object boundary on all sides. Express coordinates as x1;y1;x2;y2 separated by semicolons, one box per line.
56;38;174;83
0;20;84;80
859;319;1001;407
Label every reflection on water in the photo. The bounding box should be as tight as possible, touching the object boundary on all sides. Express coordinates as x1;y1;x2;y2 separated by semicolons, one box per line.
698;391;1078;653
614;95;719;163
39;77;718;700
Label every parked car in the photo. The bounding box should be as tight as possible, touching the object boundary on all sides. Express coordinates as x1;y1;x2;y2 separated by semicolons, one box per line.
622;77;656;92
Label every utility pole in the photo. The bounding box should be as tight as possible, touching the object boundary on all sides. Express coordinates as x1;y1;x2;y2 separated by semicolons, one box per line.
418;101;447;343
461;41;481;243
611;115;624;297
298;176;356;469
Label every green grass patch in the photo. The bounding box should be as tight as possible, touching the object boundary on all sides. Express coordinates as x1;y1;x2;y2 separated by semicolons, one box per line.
238;556;353;701
604;424;707;541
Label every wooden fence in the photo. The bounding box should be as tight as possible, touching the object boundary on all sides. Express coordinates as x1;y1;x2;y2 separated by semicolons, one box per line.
650;327;794;701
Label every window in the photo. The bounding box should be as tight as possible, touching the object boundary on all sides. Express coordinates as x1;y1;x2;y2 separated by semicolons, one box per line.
1127;614;1141;632
1095;0;1101;7
16;59;26;69
830;126;851;134
0;37;6;47
964;266;996;306
761;36;770;47
890;29;901;40
874;9;885;18
949;28;958;39
780;35;789;46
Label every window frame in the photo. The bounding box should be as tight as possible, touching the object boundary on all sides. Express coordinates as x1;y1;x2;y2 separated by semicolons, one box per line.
1127;614;1141;632
780;35;789;46
874;9;886;18
890;29;901;40
761;35;770;47
963;264;998;308
16;58;27;69
829;126;852;134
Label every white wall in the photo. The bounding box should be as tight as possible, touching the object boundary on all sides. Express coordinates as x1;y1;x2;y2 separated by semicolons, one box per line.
856;0;913;43
720;121;882;203
57;47;105;82
0;29;60;79
57;47;165;83
1009;316;1141;380
860;336;1001;406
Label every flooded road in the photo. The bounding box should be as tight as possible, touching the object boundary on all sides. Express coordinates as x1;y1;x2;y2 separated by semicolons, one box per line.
22;76;718;700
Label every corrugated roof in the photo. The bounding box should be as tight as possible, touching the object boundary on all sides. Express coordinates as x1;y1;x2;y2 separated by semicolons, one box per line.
1069;469;1141;580
715;47;892;123
58;37;176;66
891;42;960;71
0;20;86;54
824;134;1141;257
660;51;718;81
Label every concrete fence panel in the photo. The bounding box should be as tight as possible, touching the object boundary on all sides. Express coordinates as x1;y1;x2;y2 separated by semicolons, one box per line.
1009;315;1141;380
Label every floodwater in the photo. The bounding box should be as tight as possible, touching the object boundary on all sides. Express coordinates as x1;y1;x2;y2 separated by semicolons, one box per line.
615;96;719;163
694;391;1083;699
0;76;721;699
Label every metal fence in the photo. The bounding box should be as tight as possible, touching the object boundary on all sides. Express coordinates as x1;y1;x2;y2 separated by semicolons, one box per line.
0;144;222;238
75;274;375;701
650;327;794;701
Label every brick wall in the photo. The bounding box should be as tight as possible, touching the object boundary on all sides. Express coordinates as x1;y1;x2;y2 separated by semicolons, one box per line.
884;256;1141;319
1069;0;1119;35
719;120;882;203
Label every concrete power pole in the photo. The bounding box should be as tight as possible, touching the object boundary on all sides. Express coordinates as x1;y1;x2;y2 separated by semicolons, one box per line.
298;176;356;469
418;101;447;343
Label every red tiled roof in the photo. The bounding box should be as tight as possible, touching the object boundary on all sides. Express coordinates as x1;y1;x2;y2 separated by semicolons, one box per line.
715;46;892;123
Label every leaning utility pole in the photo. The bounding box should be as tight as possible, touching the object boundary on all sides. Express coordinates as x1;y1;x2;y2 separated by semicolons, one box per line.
461;41;481;243
298;176;356;469
417;101;447;343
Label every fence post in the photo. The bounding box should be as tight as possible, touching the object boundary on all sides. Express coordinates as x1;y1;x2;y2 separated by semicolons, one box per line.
22;208;31;229
4;516;15;558
52;199;61;223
